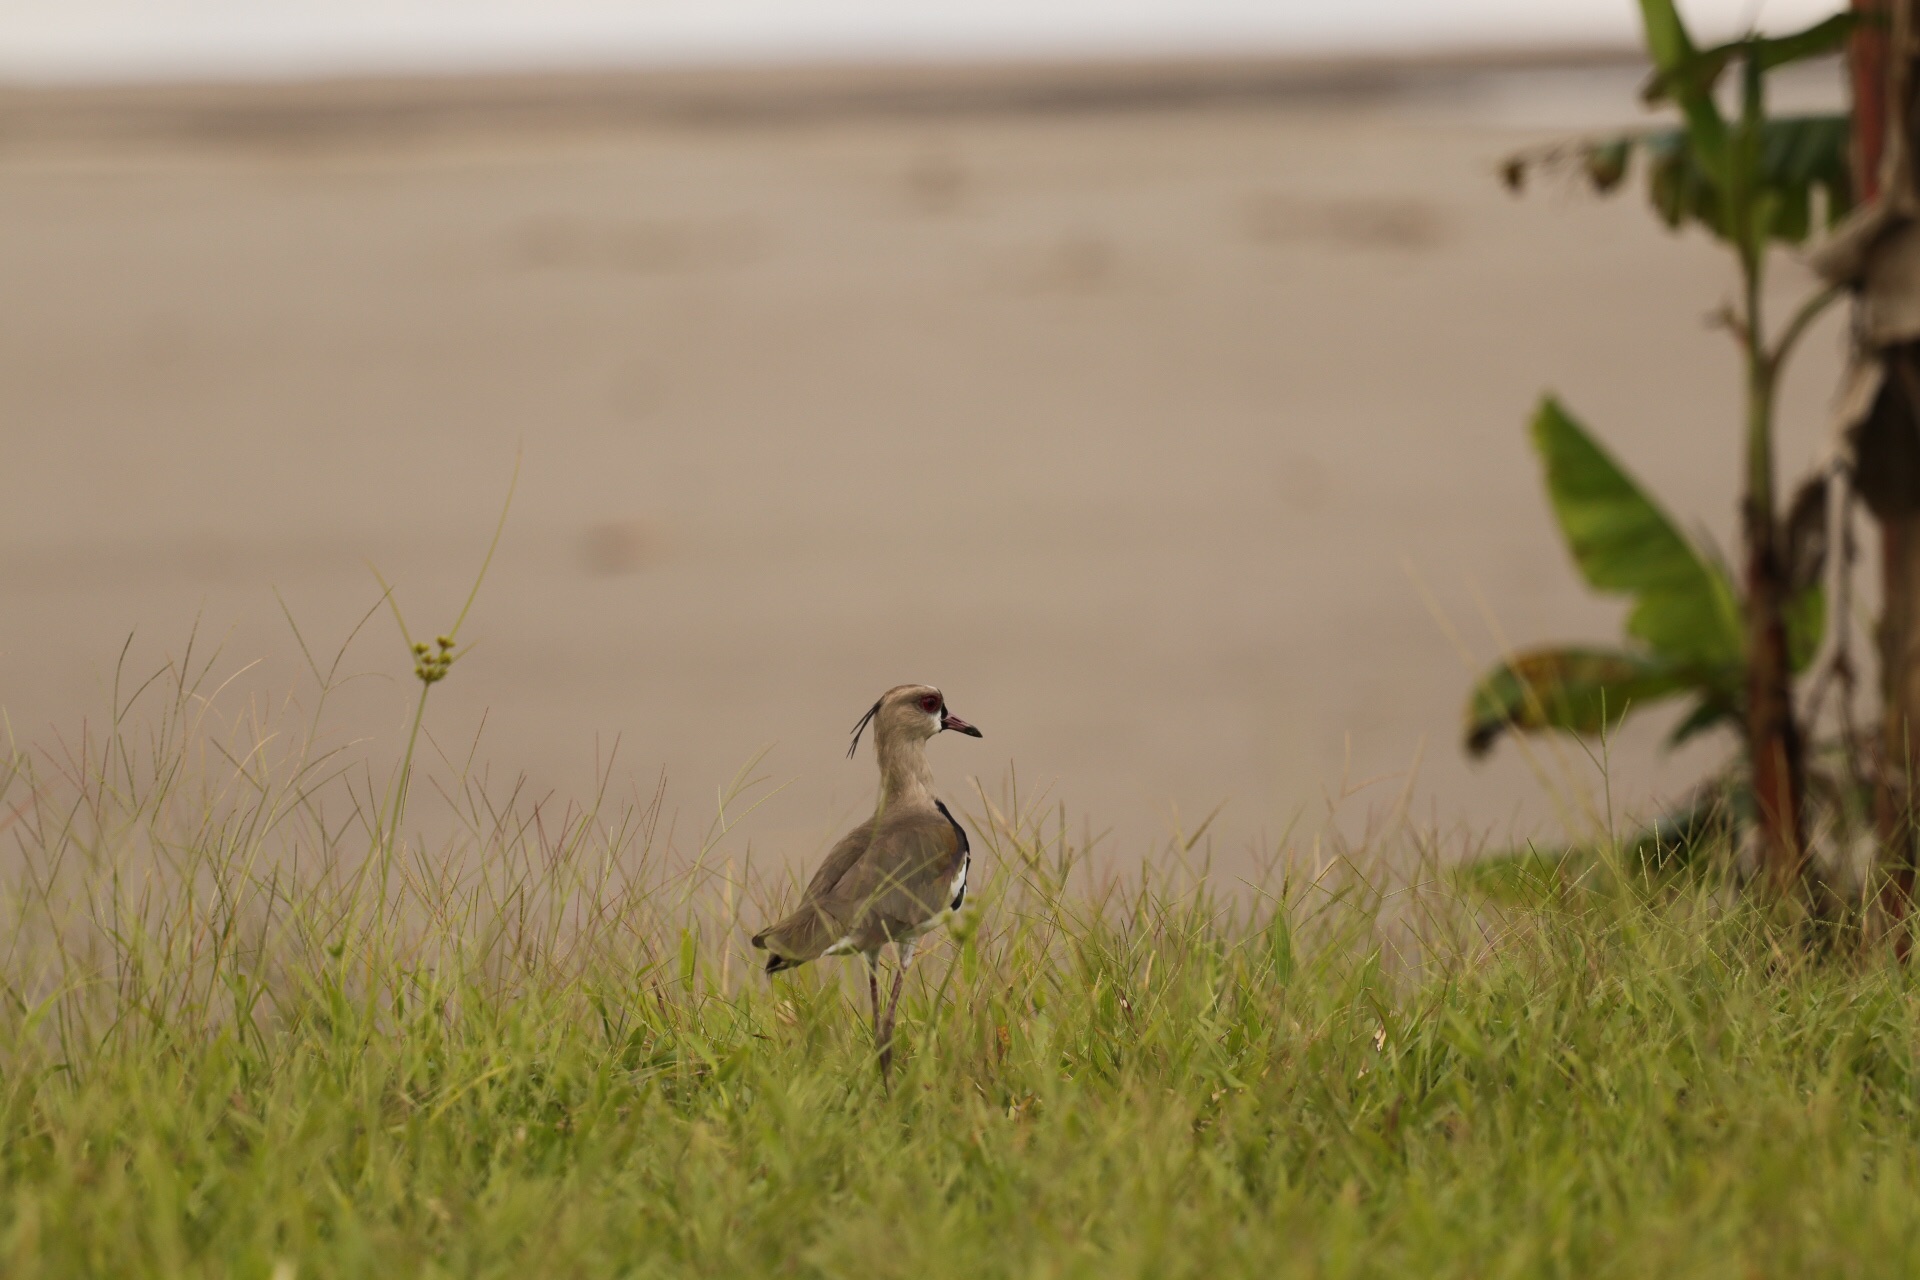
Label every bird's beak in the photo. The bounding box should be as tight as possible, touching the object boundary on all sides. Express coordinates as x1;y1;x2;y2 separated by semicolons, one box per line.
940;711;983;738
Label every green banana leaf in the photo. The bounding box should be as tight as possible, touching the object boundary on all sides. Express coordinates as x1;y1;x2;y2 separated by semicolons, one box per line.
1667;694;1740;748
1465;647;1690;757
1643;115;1853;245
1469;404;1830;758
1636;0;1728;178
1642;14;1858;109
1531;398;1745;674
1504;116;1853;247
1505;3;1854;246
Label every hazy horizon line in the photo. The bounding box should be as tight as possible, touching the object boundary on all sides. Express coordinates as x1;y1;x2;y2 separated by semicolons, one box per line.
0;0;1841;86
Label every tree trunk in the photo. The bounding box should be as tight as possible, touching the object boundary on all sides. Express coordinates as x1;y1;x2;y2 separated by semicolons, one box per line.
1850;0;1920;951
1851;0;1891;203
1866;371;1920;950
1881;506;1920;944
1746;485;1810;895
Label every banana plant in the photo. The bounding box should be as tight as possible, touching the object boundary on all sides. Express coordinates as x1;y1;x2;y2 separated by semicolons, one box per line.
1478;0;1858;894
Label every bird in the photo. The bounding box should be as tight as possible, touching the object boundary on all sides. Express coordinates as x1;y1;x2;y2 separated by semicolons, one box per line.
751;684;983;1079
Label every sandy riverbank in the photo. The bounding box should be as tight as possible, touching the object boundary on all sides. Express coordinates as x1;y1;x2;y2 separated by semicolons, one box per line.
0;51;1853;873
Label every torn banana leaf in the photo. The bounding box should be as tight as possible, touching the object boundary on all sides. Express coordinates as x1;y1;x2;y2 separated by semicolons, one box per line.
1466;646;1689;757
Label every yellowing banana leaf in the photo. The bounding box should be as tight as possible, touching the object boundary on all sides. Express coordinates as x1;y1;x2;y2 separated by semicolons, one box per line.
1532;398;1746;673
1465;647;1690;757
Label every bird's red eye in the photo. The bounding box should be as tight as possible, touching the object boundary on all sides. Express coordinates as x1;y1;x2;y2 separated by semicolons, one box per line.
919;695;941;714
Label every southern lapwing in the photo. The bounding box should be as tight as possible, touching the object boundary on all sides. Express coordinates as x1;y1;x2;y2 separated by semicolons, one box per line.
751;684;982;1079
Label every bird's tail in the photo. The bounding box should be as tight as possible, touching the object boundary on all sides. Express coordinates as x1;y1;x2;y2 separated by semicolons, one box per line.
750;903;843;976
750;927;797;973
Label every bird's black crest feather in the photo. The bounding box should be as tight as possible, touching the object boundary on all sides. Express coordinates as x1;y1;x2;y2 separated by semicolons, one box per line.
847;696;884;759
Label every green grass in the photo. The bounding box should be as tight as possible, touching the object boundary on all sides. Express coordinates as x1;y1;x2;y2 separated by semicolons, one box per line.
6;649;1920;1278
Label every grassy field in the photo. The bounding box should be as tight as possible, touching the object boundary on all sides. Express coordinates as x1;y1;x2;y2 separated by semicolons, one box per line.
5;651;1920;1278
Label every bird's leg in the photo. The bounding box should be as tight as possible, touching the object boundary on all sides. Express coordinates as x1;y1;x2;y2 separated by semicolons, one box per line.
865;951;883;1049
877;938;917;1084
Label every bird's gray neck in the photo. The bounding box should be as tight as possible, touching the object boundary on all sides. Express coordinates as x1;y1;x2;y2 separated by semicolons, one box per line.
874;734;936;818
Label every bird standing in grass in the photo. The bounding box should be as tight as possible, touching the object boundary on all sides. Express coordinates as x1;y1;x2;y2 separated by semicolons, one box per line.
751;684;982;1080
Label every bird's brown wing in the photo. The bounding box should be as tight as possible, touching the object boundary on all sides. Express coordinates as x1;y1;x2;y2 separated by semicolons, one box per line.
818;804;966;947
750;817;875;967
802;817;876;900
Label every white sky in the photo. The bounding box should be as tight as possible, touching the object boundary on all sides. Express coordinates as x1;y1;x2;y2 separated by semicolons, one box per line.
0;0;1848;83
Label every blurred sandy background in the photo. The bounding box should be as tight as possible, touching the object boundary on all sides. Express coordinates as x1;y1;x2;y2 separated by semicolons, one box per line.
0;50;1853;872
